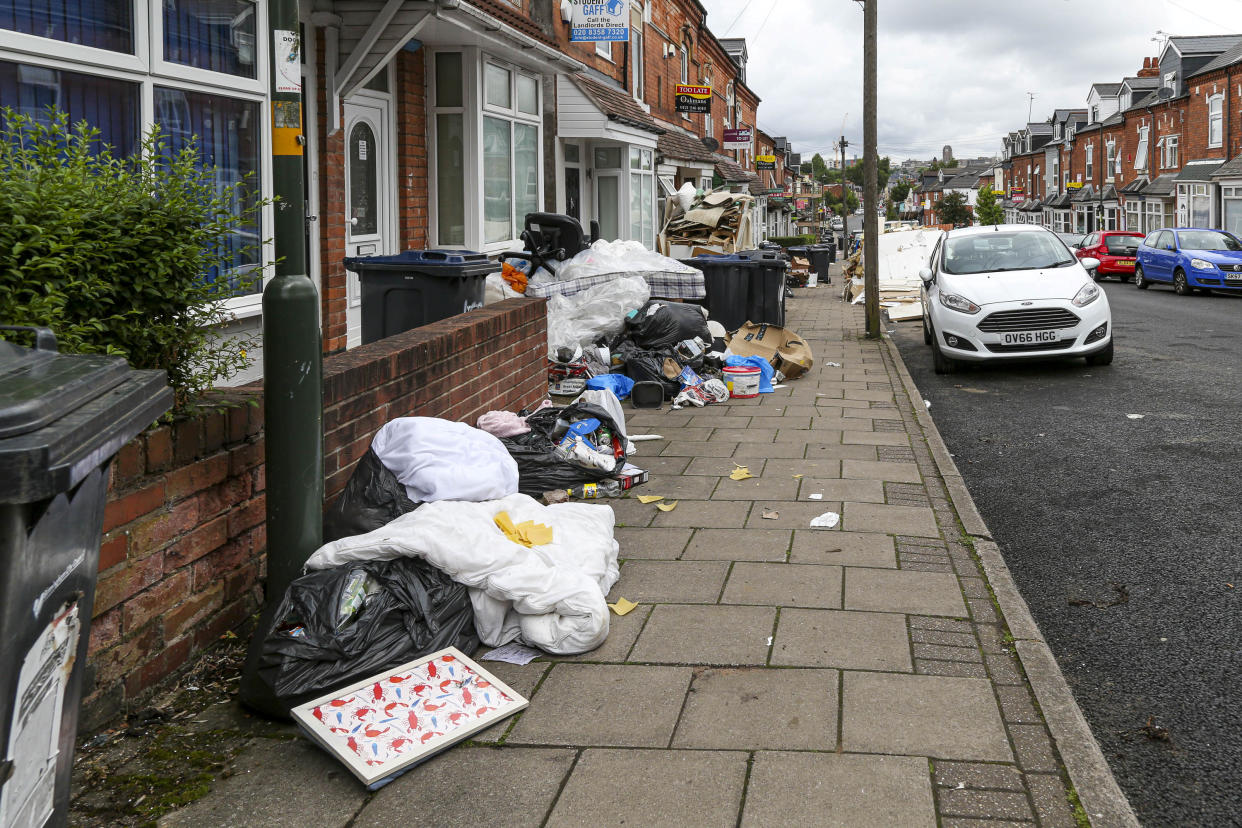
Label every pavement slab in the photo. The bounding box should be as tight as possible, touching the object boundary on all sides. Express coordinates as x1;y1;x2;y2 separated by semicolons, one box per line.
615;560;729;603
845;568;968;617
742;752;936;828
629;604;776;665
789;530;897;567
772;608;913;671
682;527;791;561
720;562;843;608
546;749;748;828
672;667;838;750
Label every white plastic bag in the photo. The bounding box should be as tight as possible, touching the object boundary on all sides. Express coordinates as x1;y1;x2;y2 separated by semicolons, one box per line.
547;276;650;355
542;239;703;283
371;417;520;503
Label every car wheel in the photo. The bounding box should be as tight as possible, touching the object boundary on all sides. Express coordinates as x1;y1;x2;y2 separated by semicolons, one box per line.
1173;269;1193;296
1085;338;1114;366
1134;265;1150;289
930;328;959;375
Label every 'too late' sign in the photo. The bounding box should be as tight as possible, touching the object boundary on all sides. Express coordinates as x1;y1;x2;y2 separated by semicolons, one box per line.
675;84;711;114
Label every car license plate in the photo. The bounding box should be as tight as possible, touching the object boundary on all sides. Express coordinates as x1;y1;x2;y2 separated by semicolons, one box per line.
1001;330;1059;345
1226;273;1242;281
1117;258;1135;264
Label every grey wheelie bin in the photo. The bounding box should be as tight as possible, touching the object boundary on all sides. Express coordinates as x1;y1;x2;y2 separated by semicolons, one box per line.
0;327;171;828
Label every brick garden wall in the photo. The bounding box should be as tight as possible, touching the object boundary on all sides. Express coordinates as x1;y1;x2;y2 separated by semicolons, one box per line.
85;298;548;729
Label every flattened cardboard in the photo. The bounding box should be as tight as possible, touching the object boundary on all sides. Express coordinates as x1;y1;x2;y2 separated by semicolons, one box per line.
727;322;815;378
291;647;528;789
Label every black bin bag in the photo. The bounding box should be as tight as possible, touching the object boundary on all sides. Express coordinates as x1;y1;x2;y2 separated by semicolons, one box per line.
501;400;628;496
623;300;711;350
323;447;419;542
254;556;479;717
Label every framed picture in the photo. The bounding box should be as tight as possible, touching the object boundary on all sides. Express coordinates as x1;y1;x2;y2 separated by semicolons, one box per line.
290;647;528;788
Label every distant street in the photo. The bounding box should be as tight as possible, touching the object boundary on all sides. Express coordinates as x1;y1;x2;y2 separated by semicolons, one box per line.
890;281;1242;827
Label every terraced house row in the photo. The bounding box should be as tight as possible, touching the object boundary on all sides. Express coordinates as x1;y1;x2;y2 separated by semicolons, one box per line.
997;36;1242;237
0;0;806;368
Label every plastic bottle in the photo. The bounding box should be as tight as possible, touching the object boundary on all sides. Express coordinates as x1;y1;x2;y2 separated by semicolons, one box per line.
564;479;624;499
554;438;617;473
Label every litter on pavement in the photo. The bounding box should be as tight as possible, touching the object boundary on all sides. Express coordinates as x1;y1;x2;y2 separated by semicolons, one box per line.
810;511;841;529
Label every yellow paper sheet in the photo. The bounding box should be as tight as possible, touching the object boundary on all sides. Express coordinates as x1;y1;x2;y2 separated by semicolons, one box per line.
637;495;665;504
729;466;755;481
494;511;553;548
655;501;679;512
608;598;638;616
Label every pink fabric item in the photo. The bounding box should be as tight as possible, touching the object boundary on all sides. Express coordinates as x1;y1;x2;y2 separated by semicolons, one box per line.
476;400;556;438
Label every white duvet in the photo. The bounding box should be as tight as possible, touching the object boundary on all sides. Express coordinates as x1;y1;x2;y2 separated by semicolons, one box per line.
304;493;619;654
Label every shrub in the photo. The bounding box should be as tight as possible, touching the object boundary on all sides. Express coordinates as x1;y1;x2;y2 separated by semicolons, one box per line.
0;109;267;411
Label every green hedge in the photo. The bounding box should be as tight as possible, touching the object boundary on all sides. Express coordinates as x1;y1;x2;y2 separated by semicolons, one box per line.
0;110;267;412
765;234;818;247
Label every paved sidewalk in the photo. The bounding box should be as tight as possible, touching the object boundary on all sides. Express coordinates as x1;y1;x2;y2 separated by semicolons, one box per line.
163;271;1097;827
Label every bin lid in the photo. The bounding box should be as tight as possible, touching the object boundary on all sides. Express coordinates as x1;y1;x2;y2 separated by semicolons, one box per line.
344;249;494;268
0;339;130;439
0;333;173;502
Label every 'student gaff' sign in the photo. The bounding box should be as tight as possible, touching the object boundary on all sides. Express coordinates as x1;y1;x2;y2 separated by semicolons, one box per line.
723;128;752;150
675;84;711;114
569;0;630;42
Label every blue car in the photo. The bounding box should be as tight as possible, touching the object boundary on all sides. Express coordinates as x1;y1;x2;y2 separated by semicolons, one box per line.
1134;227;1242;295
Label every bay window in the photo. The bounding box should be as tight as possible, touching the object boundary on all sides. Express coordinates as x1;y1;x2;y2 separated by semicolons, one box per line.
1125;200;1140;232
431;50;543;251
0;0;272;307
629;147;654;248
1222;186;1242;237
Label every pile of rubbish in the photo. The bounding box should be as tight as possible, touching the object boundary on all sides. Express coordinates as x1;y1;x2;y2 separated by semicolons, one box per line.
842;226;944;321
659;185;755;258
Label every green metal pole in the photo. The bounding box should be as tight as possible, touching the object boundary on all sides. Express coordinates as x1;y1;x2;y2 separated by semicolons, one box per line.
241;0;321;716
263;0;321;603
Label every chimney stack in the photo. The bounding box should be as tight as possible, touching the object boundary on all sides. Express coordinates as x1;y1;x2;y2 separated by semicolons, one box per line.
1137;56;1160;78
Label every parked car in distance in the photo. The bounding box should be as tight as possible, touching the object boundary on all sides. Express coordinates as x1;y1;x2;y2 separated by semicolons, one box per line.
1055;232;1085;251
919;225;1112;373
1075;231;1144;282
830;217;844;231
1134;228;1242;295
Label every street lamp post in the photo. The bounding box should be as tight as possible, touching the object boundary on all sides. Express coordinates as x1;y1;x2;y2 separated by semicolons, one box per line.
862;0;880;338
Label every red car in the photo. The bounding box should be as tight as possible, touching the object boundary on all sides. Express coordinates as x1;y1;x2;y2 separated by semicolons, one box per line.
1075;231;1144;281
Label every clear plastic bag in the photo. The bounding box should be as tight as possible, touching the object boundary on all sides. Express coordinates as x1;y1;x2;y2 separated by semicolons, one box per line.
546;275;650;355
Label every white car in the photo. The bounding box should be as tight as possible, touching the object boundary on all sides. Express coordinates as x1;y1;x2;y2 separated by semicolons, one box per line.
920;225;1112;374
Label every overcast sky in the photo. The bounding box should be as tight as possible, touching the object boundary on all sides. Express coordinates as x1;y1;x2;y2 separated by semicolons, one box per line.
697;0;1241;164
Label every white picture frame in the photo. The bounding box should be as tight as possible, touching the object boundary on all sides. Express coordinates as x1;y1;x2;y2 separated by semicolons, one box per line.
290;647;528;789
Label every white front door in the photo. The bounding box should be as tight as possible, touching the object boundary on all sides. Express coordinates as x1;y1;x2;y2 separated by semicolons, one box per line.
343;95;394;348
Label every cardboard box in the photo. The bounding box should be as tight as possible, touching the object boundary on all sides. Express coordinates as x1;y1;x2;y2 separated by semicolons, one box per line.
727;322;815;379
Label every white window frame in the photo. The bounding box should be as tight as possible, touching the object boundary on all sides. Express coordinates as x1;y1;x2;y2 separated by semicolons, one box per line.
1125;199;1140;232
628;146;655;249
0;0;275;316
596;40;612;61
1134;126;1149;171
1208;94;1223;147
1106;141;1115;182
1161;134;1179;170
1085;144;1093;182
429;48;543;253
630;3;644;100
1163;71;1176;93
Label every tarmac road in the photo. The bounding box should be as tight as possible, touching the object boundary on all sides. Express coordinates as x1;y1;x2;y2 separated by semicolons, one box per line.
889;280;1242;827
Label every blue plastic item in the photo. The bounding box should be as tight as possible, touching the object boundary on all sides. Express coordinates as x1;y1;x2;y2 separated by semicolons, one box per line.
584;374;635;400
724;355;775;393
558;418;601;449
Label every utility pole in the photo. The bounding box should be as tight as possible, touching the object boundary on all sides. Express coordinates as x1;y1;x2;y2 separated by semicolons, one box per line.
839;137;849;251
241;0;323;714
863;0;881;339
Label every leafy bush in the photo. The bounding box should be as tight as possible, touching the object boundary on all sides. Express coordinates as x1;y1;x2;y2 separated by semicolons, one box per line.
766;235;818;247
0;110;266;411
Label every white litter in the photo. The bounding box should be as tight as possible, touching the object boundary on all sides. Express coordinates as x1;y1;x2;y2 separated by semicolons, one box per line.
766;636;773;646
924;400;931;408
808;493;823;501
479;641;542;665
628;434;664;441
1126;414;1145;420
825;362;842;367
809;511;841;529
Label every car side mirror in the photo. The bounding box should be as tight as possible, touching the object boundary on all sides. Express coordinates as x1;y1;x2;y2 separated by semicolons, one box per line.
1080;257;1101;271
919;267;934;283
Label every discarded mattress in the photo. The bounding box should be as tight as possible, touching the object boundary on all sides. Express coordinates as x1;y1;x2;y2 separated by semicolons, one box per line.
304;493;620;655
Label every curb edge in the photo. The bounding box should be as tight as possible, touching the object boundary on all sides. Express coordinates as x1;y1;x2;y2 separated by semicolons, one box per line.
882;335;1139;828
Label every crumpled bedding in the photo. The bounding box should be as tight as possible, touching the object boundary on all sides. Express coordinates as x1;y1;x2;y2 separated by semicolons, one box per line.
304;493;619;654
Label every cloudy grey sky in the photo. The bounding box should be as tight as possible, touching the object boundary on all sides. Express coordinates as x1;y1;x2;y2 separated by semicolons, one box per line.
698;0;1241;164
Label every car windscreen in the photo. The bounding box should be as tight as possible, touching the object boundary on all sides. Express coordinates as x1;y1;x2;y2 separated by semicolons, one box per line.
1177;230;1242;252
1105;235;1140;254
942;232;1077;274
